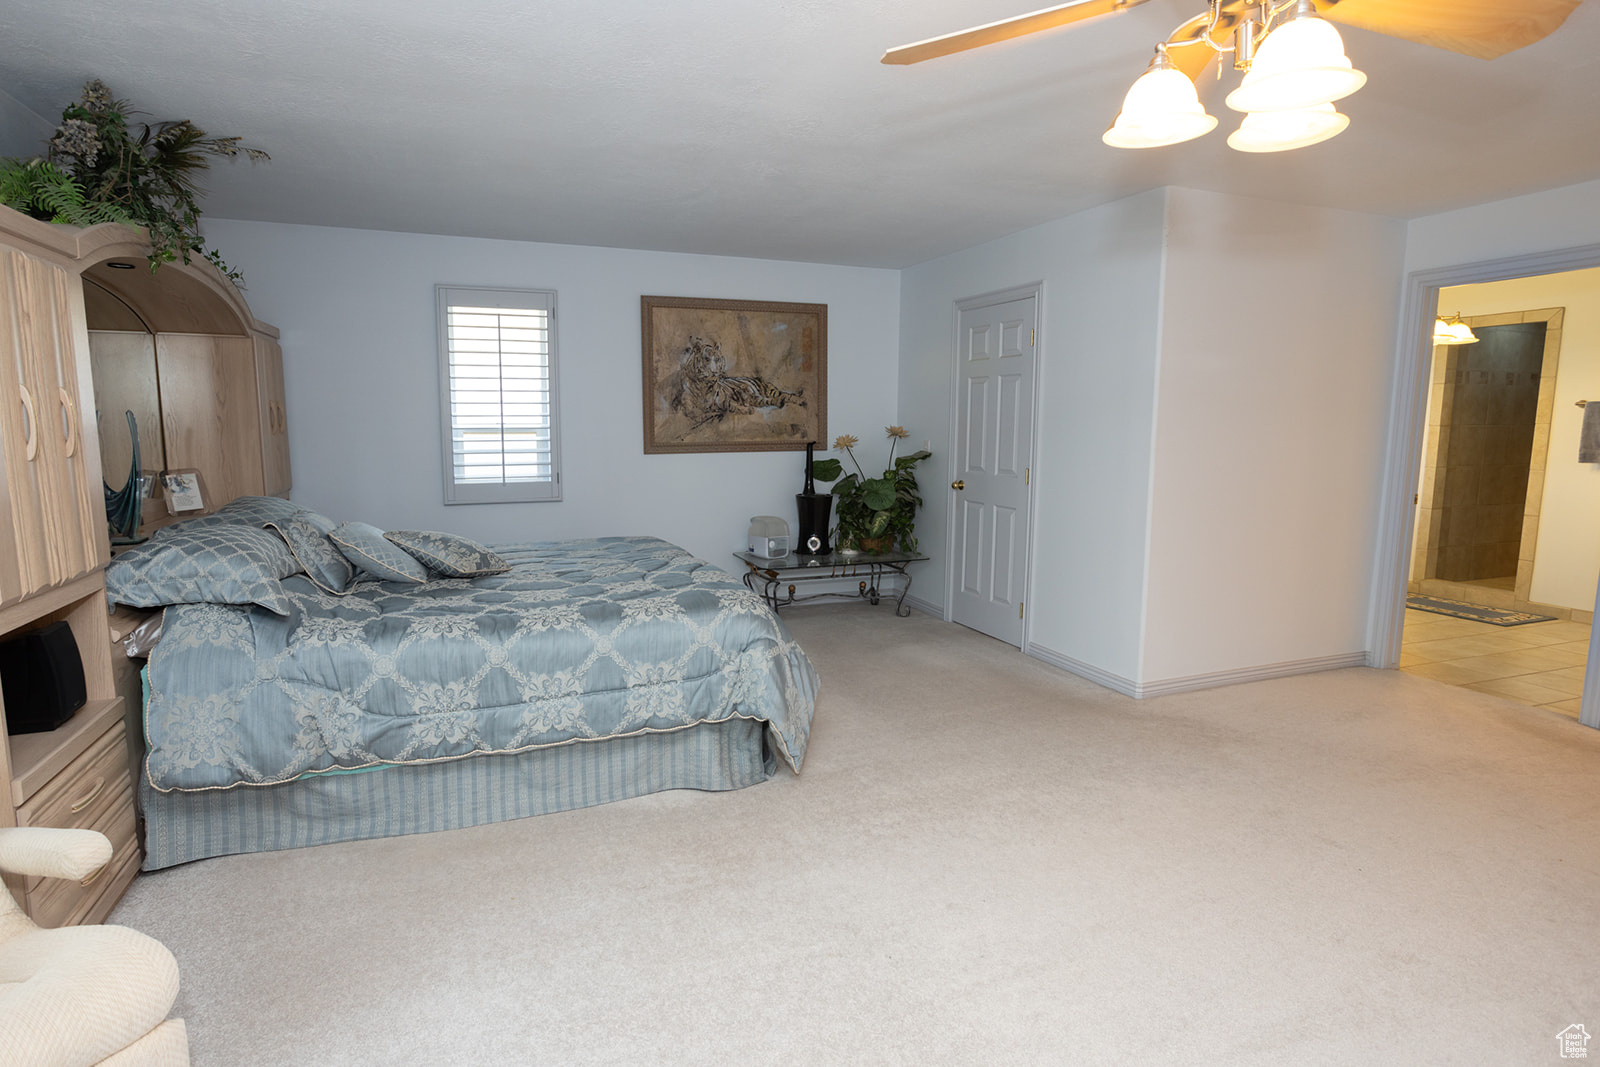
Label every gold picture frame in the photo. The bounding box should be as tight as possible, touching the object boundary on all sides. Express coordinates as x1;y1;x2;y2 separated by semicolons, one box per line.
641;295;826;454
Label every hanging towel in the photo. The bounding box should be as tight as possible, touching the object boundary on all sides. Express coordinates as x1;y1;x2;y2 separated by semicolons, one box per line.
1581;404;1600;463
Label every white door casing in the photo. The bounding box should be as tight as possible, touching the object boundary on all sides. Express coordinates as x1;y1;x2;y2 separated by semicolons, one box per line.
950;292;1037;647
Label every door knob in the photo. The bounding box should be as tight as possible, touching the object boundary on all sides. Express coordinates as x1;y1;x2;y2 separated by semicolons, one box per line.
951;480;965;490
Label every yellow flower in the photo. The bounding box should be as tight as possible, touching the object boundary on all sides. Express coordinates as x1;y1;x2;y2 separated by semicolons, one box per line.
886;425;910;440
833;434;859;449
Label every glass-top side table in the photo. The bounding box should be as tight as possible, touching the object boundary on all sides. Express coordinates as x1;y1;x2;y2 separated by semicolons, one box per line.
732;549;929;617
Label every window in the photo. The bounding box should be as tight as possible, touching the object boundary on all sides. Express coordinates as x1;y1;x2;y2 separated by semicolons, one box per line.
436;286;561;504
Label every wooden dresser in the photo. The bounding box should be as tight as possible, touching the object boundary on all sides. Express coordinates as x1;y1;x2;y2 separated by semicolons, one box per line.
0;204;291;924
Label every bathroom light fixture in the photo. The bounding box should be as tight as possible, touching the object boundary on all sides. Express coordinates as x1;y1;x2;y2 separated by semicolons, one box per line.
1103;0;1366;153
1103;46;1219;149
1433;314;1480;346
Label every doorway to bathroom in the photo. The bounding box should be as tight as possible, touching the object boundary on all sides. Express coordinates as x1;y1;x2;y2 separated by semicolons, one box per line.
1396;269;1600;720
1410;310;1560;610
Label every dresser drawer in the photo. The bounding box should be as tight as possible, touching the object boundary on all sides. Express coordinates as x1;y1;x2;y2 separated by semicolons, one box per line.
20;717;132;827
17;718;136;895
24;789;138;929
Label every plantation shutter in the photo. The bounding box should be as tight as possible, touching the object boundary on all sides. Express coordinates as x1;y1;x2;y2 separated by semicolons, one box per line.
436;287;562;504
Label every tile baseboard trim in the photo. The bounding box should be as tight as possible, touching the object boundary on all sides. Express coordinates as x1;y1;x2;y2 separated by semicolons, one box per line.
1025;644;1370;699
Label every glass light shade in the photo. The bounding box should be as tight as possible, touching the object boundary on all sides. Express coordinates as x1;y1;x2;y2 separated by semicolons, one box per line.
1226;103;1349;153
1433;319;1479;345
1103;66;1218;149
1224;16;1367;113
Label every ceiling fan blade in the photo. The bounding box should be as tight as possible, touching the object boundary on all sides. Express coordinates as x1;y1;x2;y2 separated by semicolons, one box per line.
1321;0;1581;60
881;0;1152;65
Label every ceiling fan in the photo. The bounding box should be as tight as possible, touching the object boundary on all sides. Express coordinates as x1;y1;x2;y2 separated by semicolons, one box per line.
882;0;1581;152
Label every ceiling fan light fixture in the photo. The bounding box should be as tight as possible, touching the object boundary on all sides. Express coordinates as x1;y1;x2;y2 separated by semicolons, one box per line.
1223;8;1367;114
1102;52;1218;149
1226;103;1349;153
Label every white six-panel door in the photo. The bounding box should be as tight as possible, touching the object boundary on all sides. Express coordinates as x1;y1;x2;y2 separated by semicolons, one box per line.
951;294;1037;647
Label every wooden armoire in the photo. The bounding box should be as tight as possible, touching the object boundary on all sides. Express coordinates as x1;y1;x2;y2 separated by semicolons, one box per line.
0;204;290;925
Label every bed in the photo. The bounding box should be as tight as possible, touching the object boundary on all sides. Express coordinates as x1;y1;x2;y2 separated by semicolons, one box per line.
106;499;817;869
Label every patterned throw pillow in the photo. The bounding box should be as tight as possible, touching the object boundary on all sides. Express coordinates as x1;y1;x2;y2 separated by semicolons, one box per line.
152;495;307;540
328;522;430;584
106;524;302;615
299;510;339;535
264;514;354;595
385;530;511;579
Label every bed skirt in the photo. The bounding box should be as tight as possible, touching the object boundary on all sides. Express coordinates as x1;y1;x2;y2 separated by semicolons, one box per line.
140;717;774;869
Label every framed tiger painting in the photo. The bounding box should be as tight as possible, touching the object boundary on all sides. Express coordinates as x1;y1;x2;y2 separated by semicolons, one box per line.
641;295;826;454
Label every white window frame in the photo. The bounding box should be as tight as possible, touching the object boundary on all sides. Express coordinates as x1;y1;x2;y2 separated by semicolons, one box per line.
436;285;562;505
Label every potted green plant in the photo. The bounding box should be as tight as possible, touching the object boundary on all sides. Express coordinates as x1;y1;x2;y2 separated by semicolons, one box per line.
0;79;267;283
810;427;932;554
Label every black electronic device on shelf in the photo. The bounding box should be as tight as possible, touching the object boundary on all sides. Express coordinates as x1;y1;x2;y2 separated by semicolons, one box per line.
0;621;87;735
795;441;832;555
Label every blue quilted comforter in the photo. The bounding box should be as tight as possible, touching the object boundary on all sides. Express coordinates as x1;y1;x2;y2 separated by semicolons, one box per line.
144;537;817;792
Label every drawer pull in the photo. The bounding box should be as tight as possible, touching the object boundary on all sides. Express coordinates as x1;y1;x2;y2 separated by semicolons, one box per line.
80;862;107;888
69;776;106;814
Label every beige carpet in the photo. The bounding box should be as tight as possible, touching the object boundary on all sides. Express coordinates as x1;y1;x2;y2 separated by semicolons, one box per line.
111;605;1600;1065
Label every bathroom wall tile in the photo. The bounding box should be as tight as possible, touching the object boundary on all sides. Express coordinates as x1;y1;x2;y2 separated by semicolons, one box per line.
1545;308;1565;329
1531;421;1551;462
1572;608;1593;625
1521;512;1540;551
1457;388;1489;426
1526;467;1546;509
1445;472;1477;510
1432;348;1451;383
1486;387;1513;427
1499;503;1526;542
1515;567;1533;601
1536;384;1555;424
1474;311;1525;328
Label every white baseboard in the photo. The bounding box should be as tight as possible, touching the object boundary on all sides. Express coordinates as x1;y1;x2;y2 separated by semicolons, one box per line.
899;593;943;619
1023;644;1369;700
1024;642;1139;697
1133;651;1370;699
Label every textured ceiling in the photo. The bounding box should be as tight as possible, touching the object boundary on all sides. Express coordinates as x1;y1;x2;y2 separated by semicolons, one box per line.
2;0;1598;268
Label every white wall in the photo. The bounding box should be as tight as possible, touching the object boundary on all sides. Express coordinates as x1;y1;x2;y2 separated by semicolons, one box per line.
0;87;50;160
1406;179;1600;275
897;190;1167;683
1140;189;1407;683
1436;269;1600;610
201;219;901;569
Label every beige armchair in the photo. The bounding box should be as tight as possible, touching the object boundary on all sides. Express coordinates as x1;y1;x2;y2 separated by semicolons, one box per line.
0;827;188;1067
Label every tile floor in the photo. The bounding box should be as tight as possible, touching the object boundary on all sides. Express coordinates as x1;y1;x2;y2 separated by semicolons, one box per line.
1400;607;1591;718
